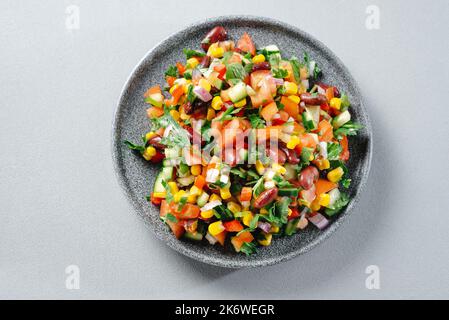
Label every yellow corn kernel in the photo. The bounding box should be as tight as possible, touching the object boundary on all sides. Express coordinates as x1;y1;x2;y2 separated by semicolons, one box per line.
220;187;231;200
183;81;192;93
287;95;300;104
199;78;211;92
169;84;179;95
187;192;197;204
206;107;216;121
327;167;344;183
252;54;266;63
287;135;300;149
152;192;166;199
201;209;215;219
145;131;156;141
208;221;225;236
270;225;280;233
209;194;221;202
169;109;180;121
330;97;342;110
299;198;310;208
258;233;272;246
315;159;330;170
186;57;199;69
168;182;179;194
255;160;265;175
190;185;202;196
309;154;314;161
209;44;224;58
143;146;157;160
318;193;331;207
260;208;268;215
227;202;242;214
234;98;247;108
310;199;321;211
190;165;202;176
243;213;254;227
173;190;186;203
211;96;223;110
179;105;191;120
272;163;287;175
284;81;298;95
287;208;293;216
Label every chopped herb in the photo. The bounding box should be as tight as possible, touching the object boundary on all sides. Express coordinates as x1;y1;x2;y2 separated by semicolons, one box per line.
300;147;313;164
226;63;247;80
325;192;349;216
165;213;178;223
240;241;257;256
149;107;191;148
333;121;363;139
186;84;196;103
252;177;264;197
124;140;145;152
290;57;302;83
183;48;205;59
341;178;351;189
327;142;343;160
161;179;174;204
272;68;288;79
164;65;178;77
230;168;247;179
248;113;266;129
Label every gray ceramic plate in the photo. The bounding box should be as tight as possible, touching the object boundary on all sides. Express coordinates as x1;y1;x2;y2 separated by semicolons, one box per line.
112;16;372;268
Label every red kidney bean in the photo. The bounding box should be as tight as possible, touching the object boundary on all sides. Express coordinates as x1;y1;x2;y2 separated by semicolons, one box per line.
233;47;245;54
201;26;228;51
254;188;279;209
251;62;271;72
299;166;319;190
199;55;211;68
317;82;341;98
148;135;166;150
266;147;286;164
300;93;327;105
282;147;300;164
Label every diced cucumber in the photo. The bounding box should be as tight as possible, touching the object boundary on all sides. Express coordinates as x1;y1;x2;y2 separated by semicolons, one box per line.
264;45;280;53
304;106;320;128
153;166;173;193
197;192;210;207
212;78;223;89
177;163;190;177
238;148;248;163
278;188;299;197
145;93;164;108
164;147;180;159
285;218;299;236
328;188;341;207
284;164;297;181
332;110;351;129
184;231;203;241
177;175;195;187
228;82;248;103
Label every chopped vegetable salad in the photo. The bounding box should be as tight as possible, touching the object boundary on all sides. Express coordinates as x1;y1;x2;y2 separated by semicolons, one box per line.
125;26;362;255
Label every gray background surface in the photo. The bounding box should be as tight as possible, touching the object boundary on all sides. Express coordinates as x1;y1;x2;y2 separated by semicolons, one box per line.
1;0;448;299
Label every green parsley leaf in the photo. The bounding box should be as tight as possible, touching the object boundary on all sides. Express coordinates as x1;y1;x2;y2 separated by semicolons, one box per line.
165;213;178;223
327;142;343;160
240;242;257;256
290;57;302;83
325;192;349;216
248;113;266;129
164;65;178;77
123;140;145;152
333;121;363;139
272;68;288;79
341;178;351;188
225;63;247;80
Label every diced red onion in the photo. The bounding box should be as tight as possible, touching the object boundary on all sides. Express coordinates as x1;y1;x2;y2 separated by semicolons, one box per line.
273;78;284;86
205;232;217;245
308;213;329;230
258;221;271;233
193;86;212;102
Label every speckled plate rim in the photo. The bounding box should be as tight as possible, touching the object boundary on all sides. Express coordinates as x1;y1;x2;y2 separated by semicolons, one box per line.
111;15;373;268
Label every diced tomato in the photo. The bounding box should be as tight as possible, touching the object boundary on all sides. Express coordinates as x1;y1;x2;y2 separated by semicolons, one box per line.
166;76;176;87
340;135;350;161
171;85;184;105
299;133;318;149
150;150;165;163
240;187;252;202
320;103;330;113
176;62;185;76
317;120;334;142
280;96;299;118
250;70;276;108
179;204;200;219
150;193;162;206
214;231;227;246
279;60;295;83
231;236;243;252
237;231;254;243
194;175;206;190
223;220;244;232
237;32;256;56
288;208;300;220
315;179;337;196
228;53;243;64
260;102;278;121
144;85;162;98
213;64;227;80
160;200;184;239
325;87;334;102
146;106;164;118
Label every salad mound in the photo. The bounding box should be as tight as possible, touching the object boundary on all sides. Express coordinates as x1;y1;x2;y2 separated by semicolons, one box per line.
125;26;362;255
